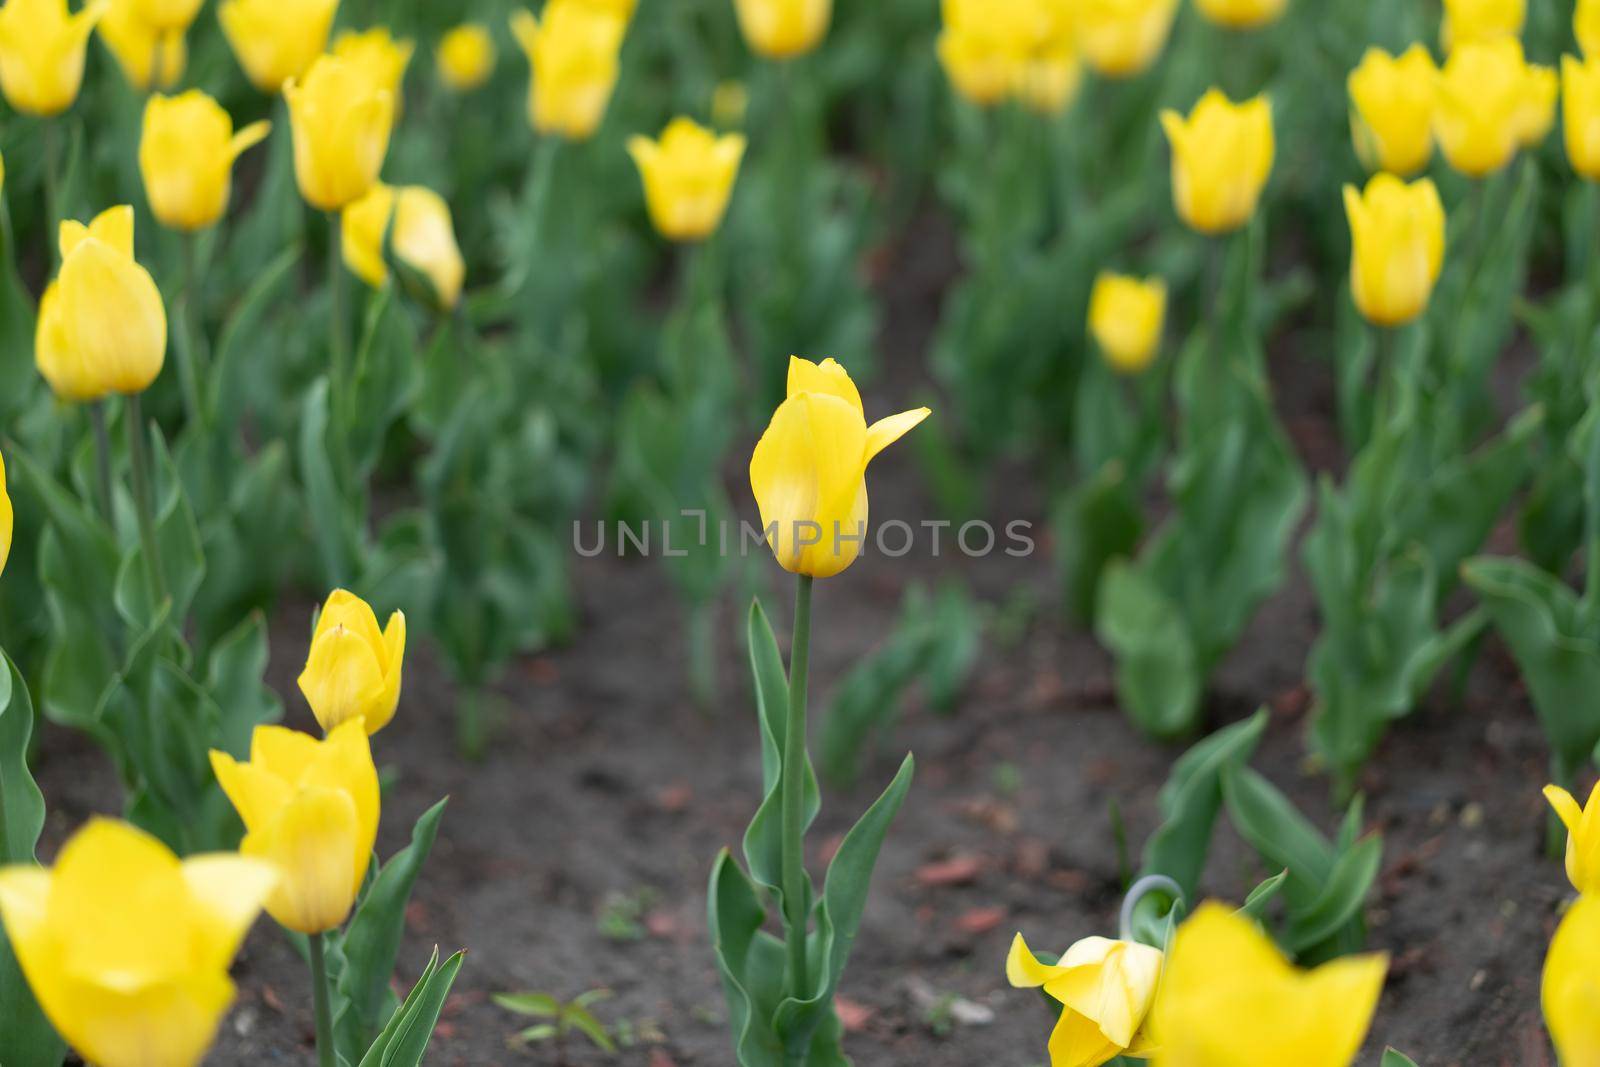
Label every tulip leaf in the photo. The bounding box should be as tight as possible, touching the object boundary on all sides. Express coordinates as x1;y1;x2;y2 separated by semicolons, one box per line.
112;426;206;632
1282;834;1383;959
1239;870;1289;921
1096;561;1199;738
299;378;362;586
347;284;421;482
355;946;465;1067
1055;459;1143;625
1381;1049;1420;1067
211;243;302;431
708;849;790;1067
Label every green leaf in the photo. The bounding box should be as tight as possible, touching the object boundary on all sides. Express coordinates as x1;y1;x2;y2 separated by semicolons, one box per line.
1095;561;1200;739
1055;460;1143;625
355;947;465;1067
299;378;361;586
1381;1049;1420;1067
707;849;788;1067
1239;870;1289;921
492;993;561;1018
1283;834;1383;958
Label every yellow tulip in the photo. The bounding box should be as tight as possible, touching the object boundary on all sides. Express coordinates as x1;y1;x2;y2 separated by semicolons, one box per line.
1516;60;1559;147
1194;0;1288;31
284;54;393;212
0;0;106;116
578;0;637;19
98;0;184;90
218;0;337;93
140;92;271;232
1015;15;1081;115
1342;174;1445;328
750;357;930;579
627;116;747;242
128;0;196;32
1148;902;1387;1067
510;1;626;140
1159;89;1275;236
938;0;1081;113
341;184;465;311
297;588;406;735
437;22;495;92
1545;783;1600;894
331;26;414;120
0;448;12;581
1581;0;1600;60
36;207;167;403
733;0;830;60
210;719;380;935
1347;45;1438;177
1565;56;1600;180
1441;0;1524;52
0;819;276;1067
1088;272;1166;374
1545;895;1600;1067
1078;0;1180;79
1008;933;1162;1067
1434;38;1537;177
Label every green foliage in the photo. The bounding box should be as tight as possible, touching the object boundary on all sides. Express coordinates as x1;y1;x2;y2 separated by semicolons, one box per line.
495;989;618;1054
354;947;465;1067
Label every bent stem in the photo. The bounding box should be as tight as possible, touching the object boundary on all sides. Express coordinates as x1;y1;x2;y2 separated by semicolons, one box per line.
89;402;114;524
124;394;168;606
781;574;814;1008
308;932;336;1067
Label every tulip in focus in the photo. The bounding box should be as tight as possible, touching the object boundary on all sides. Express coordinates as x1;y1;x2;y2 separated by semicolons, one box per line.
0;0;106;116
733;0;830;60
0;819;277;1067
218;0;337;93
1194;0;1288;31
1348;45;1438;177
627;116;747;242
332;25;414;117
36;207;167;403
1077;0;1181;79
1582;0;1600;60
1544;894;1600;1067
141;91;271;231
210;720;380;935
1008;933;1161;1067
98;0;184;90
1343;174;1446;328
1160;89;1275;236
1441;0;1525;52
510;1;627;141
1434;38;1537;177
342;184;465;311
297;588;406;735
1545;782;1600;895
750;357;930;579
284;54;394;211
1148;902;1387;1067
1088;272;1167;374
437;22;495;92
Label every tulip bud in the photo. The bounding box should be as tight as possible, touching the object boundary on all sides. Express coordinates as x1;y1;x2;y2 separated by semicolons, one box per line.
0;819;277;1067
1566;56;1600;180
140;92;271;232
1343;174;1445;328
733;0;830;60
1441;0;1524;52
1544;894;1600;1067
1078;0;1180;79
98;0;184;90
0;447;12;581
1088;272;1167;375
750;357;930;579
36;207;167;403
341;184;465;312
1545;783;1600;894
1348;45;1438;177
437;22;495;92
1008;933;1162;1066
218;0;337;93
0;0;107;116
510;1;626;141
1582;0;1600;60
331;25;413;127
284;54;394;212
297;589;406;736
1194;0;1288;30
129;0;196;32
210;720;380;935
1434;38;1537;177
627;116;747;243
1160;89;1275;236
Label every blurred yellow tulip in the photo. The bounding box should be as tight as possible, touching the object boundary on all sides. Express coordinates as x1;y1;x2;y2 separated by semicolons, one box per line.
1160;89;1275;235
0;448;11;581
210;720;380;935
1441;0;1524;52
627;116;746;242
1581;0;1600;59
1546;783;1600;894
1148;902;1387;1067
437;22;495;92
0;819;276;1067
510;1;626;140
141;91;270;231
1088;272;1167;374
713;79;750;128
284;54;393;211
341;184;465;311
1566;55;1600;179
750;357;930;579
1348;45;1438;177
733;0;830;60
938;0;1081;113
1516;60;1559;147
1078;0;1180;79
0;0;106;116
1343;174;1445;328
1545;895;1600;1067
1434;38;1537;176
36;207;167;403
332;25;414;120
218;0;337;93
297;588;406;735
129;0;195;31
98;0;184;90
1008;933;1162;1067
1194;0;1287;31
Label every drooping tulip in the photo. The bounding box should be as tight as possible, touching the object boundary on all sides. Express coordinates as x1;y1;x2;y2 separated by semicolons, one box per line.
0;819;277;1067
218;0;338;93
1008;933;1162;1067
1194;0;1288;31
733;0;830;60
0;0;106;116
1544;894;1600;1067
1078;0;1180;79
98;0;184;90
1159;89;1275;235
627;116;747;242
1348;45;1438;177
141;91;271;231
1441;0;1524;52
1566;55;1600;180
1545;782;1600;894
210;719;380;935
510;0;626;140
36;207;167;403
341;184;465;311
1434;38;1540;177
1343;174;1446;328
297;588;406;735
749;357;930;579
283;53;394;211
436;22;495;92
1088;272;1167;374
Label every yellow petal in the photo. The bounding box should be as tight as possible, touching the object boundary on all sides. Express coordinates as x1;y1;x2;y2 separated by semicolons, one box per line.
208;749;293;834
865;407;932;463
298;624;388;733
246;785;361;935
787;355;863;412
179;854;278;969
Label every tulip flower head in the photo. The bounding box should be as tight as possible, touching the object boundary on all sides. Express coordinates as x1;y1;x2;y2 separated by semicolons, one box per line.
1160;89;1275;236
0;0;107;116
1194;0;1288;31
1434;38;1542;177
129;0;196;32
342;184;465;311
510;1;626;140
1544;894;1600;1067
1089;272;1167;374
297;588;406;735
0;447;12;580
938;0;1082;113
1078;0;1180;79
733;0;830;60
437;22;495;92
1515;60;1559;147
210;720;380;935
284;53;394;211
1545;782;1600;894
1008;933;1162;1067
98;0;184;90
750;357;930;579
627;116;747;242
218;0;338;93
36;207;167;403
1566;55;1600;180
1441;0;1524;52
331;25;414;121
1582;0;1600;60
1348;44;1438;177
1343;174;1446;328
0;819;277;1067
1147;902;1386;1067
141;92;271;231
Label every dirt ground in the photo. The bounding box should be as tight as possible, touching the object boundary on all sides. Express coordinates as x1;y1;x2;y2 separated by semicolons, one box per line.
29;212;1573;1066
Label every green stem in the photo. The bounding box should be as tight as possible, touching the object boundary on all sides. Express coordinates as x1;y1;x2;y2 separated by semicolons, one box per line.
89;402;114;525
781;573;814;1006
327;211;349;426
308;932;336;1067
124;394;168;607
172;234;204;428
43;121;61;270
